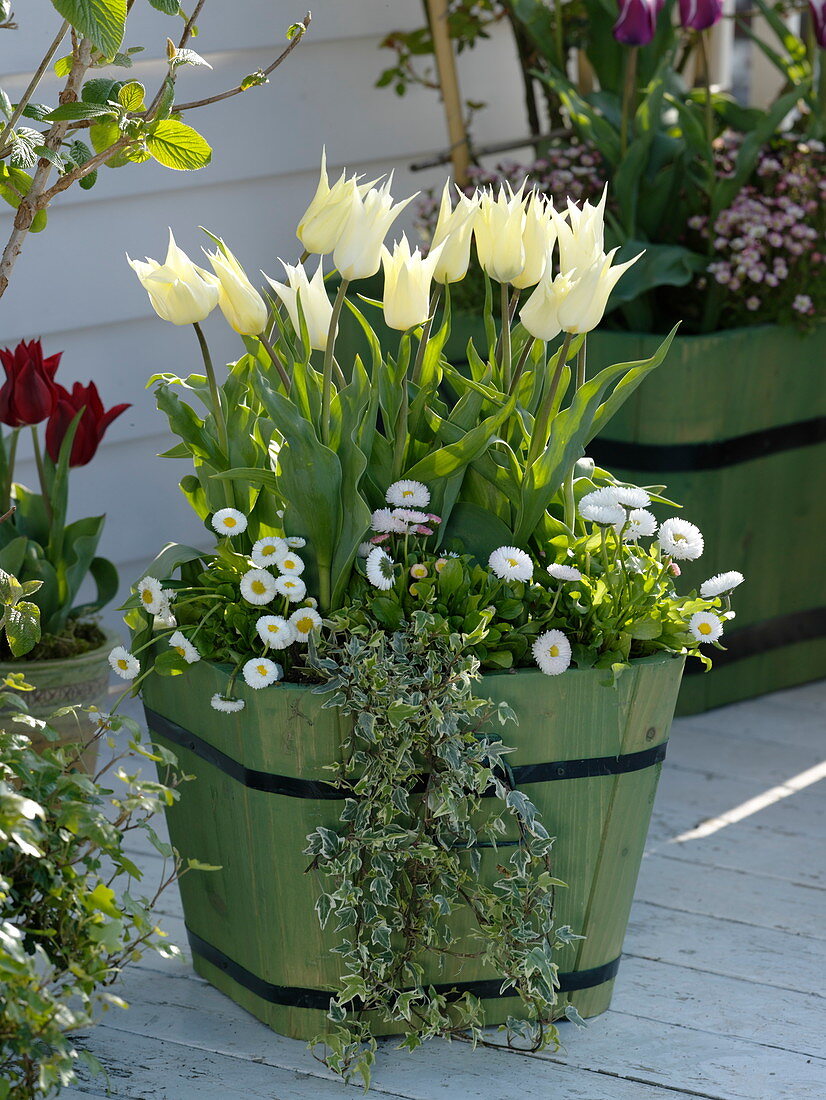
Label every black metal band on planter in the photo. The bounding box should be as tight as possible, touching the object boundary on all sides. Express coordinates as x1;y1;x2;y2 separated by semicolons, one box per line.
186;926;620;1009
684;606;826;676
589;416;826;472
144;707;667;799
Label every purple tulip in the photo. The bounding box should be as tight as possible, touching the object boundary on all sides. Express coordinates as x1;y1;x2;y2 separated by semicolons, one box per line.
810;0;826;48
678;0;724;31
613;0;659;46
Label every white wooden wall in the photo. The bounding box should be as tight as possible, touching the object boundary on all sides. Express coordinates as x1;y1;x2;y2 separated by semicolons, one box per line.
0;0;525;625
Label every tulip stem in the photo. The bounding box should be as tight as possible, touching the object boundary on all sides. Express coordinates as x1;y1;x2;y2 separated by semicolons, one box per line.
527;333;572;468
258;332;292;393
30;427;53;525
411;285;442;386
322;280;349;447
698;32;714;149
563;337;587;530
3;427;19;513
620;47;638;157
508;337;535;396
500;281;513;392
192;322;233;507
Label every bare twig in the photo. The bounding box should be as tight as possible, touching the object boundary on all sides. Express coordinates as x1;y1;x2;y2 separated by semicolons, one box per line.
173;12;312;113
144;0;208;119
0;20;70;154
38;136;130;204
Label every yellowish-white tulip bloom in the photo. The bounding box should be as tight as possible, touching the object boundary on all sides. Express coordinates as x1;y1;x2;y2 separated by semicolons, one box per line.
204;240;268;335
430;181;477;285
127;230;219;325
380;234;444;331
519;267;574;342
556;248;641;334
297;148;369;256
473;184;526;285
512;192;556;290
265;259;334;351
552;189;608;275
333;175;417;282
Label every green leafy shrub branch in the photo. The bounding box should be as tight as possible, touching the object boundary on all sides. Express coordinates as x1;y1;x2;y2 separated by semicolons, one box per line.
304;612;580;1088
0;0;310;298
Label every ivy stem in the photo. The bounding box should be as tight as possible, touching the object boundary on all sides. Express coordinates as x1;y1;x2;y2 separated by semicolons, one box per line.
527;333;572;468
322;280;349;447
499;281;512;392
192;322;233;507
30;426;53;525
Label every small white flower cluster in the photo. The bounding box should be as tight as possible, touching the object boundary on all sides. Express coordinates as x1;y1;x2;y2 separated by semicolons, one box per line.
136;575;177;626
240;538;308;607
487;546;572;676
370;480;441;540
578;485;657;539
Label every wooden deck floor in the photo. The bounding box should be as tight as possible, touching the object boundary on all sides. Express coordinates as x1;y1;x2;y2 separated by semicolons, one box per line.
65;680;826;1100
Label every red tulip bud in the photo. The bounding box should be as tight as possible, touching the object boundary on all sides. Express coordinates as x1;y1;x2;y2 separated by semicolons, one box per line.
45;381;130;467
0;339;60;427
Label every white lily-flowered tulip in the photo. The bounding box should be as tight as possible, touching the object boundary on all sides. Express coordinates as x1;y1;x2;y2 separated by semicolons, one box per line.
556;248;642;334
265;259;334;351
552;189;608;275
333;175;417;282
430;181;477;285
512;192;555;290
204;240;268;335
381;234;444;331
127;230;219;325
297;149;368;256
519;268;574;342
473;184;526;284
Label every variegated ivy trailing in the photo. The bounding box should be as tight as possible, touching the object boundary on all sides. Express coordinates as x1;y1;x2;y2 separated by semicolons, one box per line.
304;613;579;1089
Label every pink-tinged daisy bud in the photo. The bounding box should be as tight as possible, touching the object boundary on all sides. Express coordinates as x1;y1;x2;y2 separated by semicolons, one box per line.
414;525;434;535
613;0;659;45
678;0;723;31
669;562;681;576
426;513;442;525
370;533;391;544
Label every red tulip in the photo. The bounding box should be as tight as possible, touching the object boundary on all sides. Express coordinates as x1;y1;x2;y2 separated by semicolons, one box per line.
613;0;660;45
811;1;826;47
0;338;61;427
678;0;723;31
45;381;130;467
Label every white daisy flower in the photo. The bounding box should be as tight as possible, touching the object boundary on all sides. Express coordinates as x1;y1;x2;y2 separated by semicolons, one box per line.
211;693;245;713
366;547;396;590
136;576;165;615
371;507;407;534
409;563;429;579
617;508;658;541
242;657;283;689
256;615;295;649
169;631;200;664
580;501;626;526
689;612;724;644
700;571;745;599
108;646;140;680
240;568;278;605
289;607;323;641
357;542;373;558
613;486;651;509
274;574;307;602
251;536;288;568
88;706;112;730
435;557;449;573
532;630;572;676
285;536;306;548
579;486;622;508
488;546;533;582
392;508;430;526
275;551;305;576
386;480;430;508
658;518;704;561
546;563;582;581
302;596;318;609
211;508;248;536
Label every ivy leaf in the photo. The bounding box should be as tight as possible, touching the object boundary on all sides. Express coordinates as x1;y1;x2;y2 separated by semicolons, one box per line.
50;0;127;59
145;120;211;170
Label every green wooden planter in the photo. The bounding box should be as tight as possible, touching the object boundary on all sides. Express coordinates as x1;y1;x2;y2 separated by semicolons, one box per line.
142;652;683;1041
337;304;826;715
